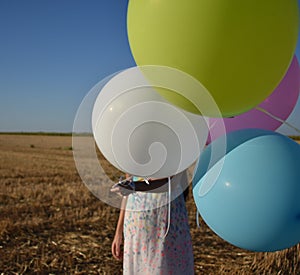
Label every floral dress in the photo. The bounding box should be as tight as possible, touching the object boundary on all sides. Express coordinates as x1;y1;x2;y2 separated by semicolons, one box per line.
123;171;194;275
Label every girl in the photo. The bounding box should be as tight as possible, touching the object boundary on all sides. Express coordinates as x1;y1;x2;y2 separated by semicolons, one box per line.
111;171;194;275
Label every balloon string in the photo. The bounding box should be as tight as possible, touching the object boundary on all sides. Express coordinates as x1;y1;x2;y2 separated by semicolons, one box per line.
196;210;201;229
255;107;300;134
163;176;172;239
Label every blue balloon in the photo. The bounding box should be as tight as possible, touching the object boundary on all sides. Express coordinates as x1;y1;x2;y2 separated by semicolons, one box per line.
193;129;300;252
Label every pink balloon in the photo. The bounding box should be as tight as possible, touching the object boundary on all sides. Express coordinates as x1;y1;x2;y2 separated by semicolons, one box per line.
208;56;300;143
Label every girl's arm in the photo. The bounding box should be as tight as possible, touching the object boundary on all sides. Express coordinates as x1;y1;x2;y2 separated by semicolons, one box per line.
111;195;127;260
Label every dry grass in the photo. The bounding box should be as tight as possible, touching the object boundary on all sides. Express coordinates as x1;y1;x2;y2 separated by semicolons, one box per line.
0;134;299;274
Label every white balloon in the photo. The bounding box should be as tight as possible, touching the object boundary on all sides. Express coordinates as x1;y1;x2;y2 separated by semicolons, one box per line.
92;66;209;178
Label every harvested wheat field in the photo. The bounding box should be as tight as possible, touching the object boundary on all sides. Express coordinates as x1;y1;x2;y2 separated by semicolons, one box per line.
0;134;299;274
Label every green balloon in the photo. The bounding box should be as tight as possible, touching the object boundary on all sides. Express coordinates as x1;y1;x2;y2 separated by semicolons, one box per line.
127;0;299;117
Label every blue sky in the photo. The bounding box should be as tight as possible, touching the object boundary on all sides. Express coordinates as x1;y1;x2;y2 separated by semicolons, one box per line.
0;0;135;132
0;0;299;135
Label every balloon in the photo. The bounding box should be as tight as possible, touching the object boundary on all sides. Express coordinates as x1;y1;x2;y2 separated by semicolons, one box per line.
277;94;300;136
208;56;300;142
92;66;209;178
193;128;300;252
296;0;300;60
127;0;299;117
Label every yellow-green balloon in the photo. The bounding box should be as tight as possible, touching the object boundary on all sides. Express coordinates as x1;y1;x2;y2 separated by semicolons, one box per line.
127;0;299;117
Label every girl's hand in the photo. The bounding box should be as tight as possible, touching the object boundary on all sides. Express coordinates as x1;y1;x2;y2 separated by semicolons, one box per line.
111;179;135;197
111;232;123;261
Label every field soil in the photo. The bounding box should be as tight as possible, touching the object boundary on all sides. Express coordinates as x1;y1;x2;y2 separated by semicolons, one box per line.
0;134;299;274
